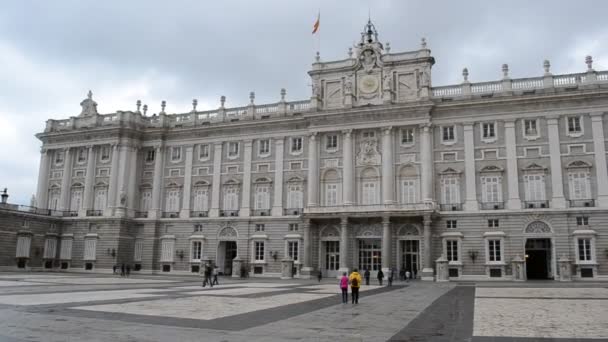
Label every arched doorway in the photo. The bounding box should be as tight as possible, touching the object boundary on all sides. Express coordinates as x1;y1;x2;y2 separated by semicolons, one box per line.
524;220;555;280
318;225;341;278
217;227;238;276
397;224;422;279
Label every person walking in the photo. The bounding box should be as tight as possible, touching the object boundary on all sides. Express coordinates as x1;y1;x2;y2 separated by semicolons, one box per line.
377;269;384;286
405;270;411;283
388;268;394;286
120;263;125;277
113;264;117;275
339;272;349;304
349;269;362;304
126;264;131;277
212;265;219;286
202;263;213;287
364;268;370;286
399;268;405;281
317;270;323;283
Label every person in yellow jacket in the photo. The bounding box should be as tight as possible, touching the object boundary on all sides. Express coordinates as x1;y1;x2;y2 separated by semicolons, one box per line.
349;268;362;304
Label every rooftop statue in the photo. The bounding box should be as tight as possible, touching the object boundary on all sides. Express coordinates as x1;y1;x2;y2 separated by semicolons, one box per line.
79;90;98;117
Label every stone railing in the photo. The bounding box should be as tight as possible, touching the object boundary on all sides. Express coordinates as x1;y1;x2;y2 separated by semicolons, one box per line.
304;202;435;215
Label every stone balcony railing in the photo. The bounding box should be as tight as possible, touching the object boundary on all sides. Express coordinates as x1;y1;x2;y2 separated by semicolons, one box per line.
304;202;435;215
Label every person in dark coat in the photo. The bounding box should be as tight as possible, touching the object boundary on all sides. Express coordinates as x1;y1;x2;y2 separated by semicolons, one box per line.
377;269;384;286
388;268;394;286
317;270;323;282
399;268;405;281
126;264;131;277
363;268;371;285
121;264;125;277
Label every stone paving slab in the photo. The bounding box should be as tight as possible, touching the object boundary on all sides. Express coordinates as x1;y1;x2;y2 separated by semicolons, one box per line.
0;280;44;287
476;287;608;299
183;287;287;296
0;289;167;306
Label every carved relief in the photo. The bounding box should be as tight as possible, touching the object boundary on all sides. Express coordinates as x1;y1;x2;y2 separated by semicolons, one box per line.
525;221;552;234
397;73;418;102
218;227;238;240
355;224;382;237
359;48;378;73
320;225;340;238
398;224;420;236
324;81;342;109
356;139;381;165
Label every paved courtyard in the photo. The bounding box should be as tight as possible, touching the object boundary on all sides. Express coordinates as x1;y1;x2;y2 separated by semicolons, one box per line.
0;273;606;341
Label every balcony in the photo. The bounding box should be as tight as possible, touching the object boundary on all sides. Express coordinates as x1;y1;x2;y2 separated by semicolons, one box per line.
134;211;148;218
64;211;78;217
219;210;239;217
569;199;595;208
190;211;209;218
284;208;303;216
524;201;549;209
161;211;179;218
480;202;505;210
439;203;463;212
305;202;435;215
251;209;271;217
86;210;102;217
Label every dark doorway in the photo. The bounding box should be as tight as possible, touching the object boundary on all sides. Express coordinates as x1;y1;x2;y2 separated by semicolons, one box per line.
401;240;419;278
525;239;551;279
16;258;27;269
223;241;237;276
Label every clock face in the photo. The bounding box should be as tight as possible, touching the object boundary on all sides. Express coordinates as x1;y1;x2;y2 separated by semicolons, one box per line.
359;75;379;93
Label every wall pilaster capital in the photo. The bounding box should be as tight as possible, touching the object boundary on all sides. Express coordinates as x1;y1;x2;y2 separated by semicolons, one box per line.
419;122;433;132
590;111;605;120
382;126;393;135
340;215;349;226
275;137;285;145
382;215;391;225
545;114;560;123
341;129;352;137
504;120;516;128
423;214;432;226
309;132;318;141
244;140;253;148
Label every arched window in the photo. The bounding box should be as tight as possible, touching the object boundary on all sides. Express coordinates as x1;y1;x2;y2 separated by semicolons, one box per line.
70;183;84;212
192;181;210;212
399;164;419;204
360;167;379;205
93;183;108;211
322;169;340;206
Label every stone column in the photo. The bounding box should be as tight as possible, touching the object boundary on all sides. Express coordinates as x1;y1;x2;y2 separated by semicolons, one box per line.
114;145;131;217
463;123;478;211
338;216;349;276
35;148;50;209
271;138;284;216
81;145;97;216
301;219;313;278
504;120;522;209
420;124;434;202
382;127;396;204
106;144;120;216
59;148;72;211
149;145;165;219
591;112;608;206
127;146;139;214
180;145;194;218
209;143;223;217
239;140;253;217
547;116;566;208
342;129;354;205
306;133;319;206
421;215;434;280
381;215;391;274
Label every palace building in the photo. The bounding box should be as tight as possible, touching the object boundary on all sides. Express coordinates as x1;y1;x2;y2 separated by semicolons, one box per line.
2;21;608;281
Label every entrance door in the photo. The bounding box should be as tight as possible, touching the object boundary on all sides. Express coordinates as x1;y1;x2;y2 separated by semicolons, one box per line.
525;238;551;279
401;240;419;278
223;241;237;276
358;239;381;277
324;241;340;277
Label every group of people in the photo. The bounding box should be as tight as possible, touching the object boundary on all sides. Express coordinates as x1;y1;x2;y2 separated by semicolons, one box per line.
201;263;220;287
338;267;416;304
112;264;131;277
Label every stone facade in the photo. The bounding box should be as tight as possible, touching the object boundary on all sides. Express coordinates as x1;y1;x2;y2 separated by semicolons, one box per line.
2;21;608;280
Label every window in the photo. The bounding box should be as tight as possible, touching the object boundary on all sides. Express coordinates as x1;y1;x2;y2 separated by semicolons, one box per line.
567;116;582;134
255;241;265;261
358;239;381;271
98;169;109;177
100;146;110;162
133;240;144;262
223;186;239;210
325;183;338;206
446;240;458;262
488;219;499;228
74;170;85;178
94;188;108;211
481;176;502;203
442;126;455;142
258;139;270;156
577;238;592;261
482;122;496;140
326;134;338;150
289;223;299;231
146;149;155;162
362;131;375;138
290;162;302;170
524;174;546;201
400;179;418;204
524;119;538;137
170;169;181;177
199;144;210;160
254;185;270;210
77;148;87;163
446;220;457;229
193;188;209;212
171;147;181;162
441;176;460;204
83;239;97;261
160;239;175;262
287;184;303;208
291;137;303;154
194;224;203;232
165;189;180;212
70;188;83;212
288;241;299;261
228;142;239;158
139;190;151;211
569;171;591;200
487;239;502;262
362;181;378;205
576;216;589;226
59;238;73;260
55;150;65;164
191;241;202;261
401;128;414;145
255;224;265;232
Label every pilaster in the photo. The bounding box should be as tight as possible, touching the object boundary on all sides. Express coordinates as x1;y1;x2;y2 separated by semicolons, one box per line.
239;140;253;217
149;145;165;219
59;148;72;211
338;216;349;276
180;145;194;218
381;127;395;204
381;215;391;274
420;124;434;203
504;120;522;209
300;219;313;278
114;144;131;217
81;145;96;216
127;146;139;214
547;116;566;208
342;130;354;205
591;113;608;206
421;215;434;281
463;123;479;211
306;133;319;207
271;138;285;216
209;143;223;217
35;148;50;209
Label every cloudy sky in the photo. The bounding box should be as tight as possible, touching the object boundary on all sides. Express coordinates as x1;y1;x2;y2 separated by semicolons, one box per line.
1;1;607;205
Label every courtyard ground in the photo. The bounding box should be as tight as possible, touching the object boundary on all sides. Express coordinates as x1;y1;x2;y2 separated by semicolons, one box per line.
0;272;606;341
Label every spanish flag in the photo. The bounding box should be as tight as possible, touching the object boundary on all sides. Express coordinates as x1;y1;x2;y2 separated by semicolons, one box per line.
312;12;320;34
